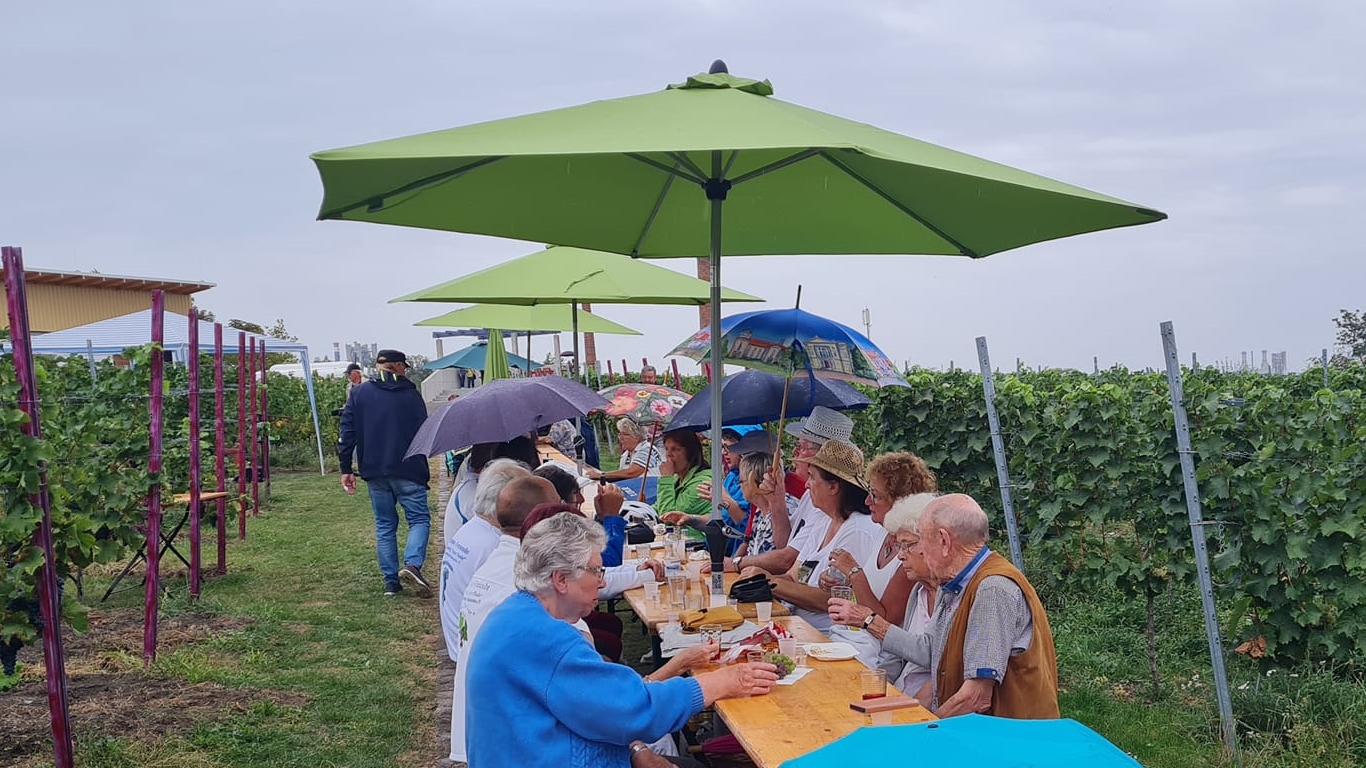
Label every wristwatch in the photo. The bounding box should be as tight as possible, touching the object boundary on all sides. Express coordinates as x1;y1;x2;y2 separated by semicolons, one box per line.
630;742;650;756
733;555;744;571
848;566;864;578
862;612;877;629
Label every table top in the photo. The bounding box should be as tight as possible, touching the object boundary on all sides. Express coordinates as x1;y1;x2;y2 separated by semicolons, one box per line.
711;616;936;768
621;566;790;632
171;491;232;504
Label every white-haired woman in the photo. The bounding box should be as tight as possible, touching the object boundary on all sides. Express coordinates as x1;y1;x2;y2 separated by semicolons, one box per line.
828;492;940;697
465;513;777;768
587;417;662;482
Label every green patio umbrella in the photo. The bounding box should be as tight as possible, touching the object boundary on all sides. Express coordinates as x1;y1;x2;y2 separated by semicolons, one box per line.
391;245;763;387
482;329;511;381
415;303;642;368
312;60;1167;512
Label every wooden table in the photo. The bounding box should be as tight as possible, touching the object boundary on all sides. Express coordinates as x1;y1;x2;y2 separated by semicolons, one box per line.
622;566;791;632
711;616;936;768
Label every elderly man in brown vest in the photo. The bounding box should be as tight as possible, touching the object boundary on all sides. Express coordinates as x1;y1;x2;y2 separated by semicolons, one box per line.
915;493;1059;719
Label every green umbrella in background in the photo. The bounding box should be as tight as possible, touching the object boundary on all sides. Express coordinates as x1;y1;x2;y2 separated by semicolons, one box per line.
415;303;642;369
313;60;1166;510
392;245;763;382
482;329;511;381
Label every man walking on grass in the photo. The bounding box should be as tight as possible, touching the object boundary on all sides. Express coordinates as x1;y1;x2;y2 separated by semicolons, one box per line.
339;349;434;598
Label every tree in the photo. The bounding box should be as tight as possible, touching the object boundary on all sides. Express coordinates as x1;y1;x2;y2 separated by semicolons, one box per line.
192;304;216;322
1332;309;1366;365
228;318;296;367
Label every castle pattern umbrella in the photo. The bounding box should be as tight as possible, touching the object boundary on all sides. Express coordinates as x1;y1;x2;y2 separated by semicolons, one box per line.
313;60;1167;514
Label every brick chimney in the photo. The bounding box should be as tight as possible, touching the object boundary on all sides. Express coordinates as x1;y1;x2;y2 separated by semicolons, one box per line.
581;302;597;370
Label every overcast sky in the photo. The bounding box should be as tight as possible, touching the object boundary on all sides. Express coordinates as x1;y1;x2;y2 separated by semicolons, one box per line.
3;2;1362;375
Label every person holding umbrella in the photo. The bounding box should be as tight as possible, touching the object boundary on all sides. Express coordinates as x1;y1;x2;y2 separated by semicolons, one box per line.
338;349;434;598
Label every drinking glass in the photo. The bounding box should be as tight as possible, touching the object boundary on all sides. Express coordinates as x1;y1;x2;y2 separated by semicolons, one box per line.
777;638;798;659
668;575;688;610
744;648;765;665
830;586;859;631
642;581;660;604
859;669;887;700
755;601;773;624
792;644;808;668
699;624;724;659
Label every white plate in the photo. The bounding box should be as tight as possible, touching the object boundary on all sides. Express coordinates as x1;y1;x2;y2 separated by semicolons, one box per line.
804;642;857;661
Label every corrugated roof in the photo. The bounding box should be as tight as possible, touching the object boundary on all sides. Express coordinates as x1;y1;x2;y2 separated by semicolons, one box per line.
0;266;214;294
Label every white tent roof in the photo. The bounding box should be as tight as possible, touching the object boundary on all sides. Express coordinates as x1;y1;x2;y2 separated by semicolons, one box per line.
9;309;325;475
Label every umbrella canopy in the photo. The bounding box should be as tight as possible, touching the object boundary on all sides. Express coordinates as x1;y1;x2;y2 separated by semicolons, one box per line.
596;383;691;425
425;341;537;372
483;330;512;381
415;303;642;335
313;61;1166;515
666;369;871;432
405;376;608;457
779;715;1143;768
669;307;907;387
392;246;763;306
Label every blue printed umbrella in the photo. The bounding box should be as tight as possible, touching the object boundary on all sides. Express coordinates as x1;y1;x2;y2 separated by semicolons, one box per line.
668;307;907;388
780;715;1144;768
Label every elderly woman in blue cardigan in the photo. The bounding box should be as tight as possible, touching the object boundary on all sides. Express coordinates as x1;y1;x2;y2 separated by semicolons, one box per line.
465;513;778;768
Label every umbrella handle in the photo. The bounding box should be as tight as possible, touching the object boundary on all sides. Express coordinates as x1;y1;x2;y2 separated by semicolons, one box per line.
640;421;660;500
772;375;793;477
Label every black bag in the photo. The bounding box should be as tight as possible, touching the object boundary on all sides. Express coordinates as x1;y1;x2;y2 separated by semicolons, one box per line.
728;573;774;603
625;522;655;545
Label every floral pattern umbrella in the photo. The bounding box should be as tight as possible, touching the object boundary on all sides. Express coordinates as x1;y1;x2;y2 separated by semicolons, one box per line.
597;384;691;425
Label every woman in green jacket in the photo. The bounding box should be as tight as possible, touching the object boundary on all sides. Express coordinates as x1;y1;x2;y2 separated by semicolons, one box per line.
656;430;714;526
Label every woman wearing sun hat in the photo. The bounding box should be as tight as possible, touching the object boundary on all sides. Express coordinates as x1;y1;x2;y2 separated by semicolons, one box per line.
738;438;883;633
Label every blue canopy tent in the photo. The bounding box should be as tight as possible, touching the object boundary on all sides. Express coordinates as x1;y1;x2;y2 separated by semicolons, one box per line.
426;340;537;373
14;308;326;475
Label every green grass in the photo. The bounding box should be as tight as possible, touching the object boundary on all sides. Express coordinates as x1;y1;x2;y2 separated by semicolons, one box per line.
53;472;442;768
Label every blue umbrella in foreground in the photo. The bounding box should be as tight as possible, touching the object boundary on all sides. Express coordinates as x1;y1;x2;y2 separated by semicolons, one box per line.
666;369;870;433
404;376;608;457
780;715;1143;768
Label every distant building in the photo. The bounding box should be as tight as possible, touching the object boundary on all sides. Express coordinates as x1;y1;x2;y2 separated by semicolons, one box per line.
0;266;213;334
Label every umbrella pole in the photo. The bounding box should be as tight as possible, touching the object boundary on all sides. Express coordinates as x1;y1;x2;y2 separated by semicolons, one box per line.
640;421;660;501
572;302;584;474
706;151;726;523
772;286;803;475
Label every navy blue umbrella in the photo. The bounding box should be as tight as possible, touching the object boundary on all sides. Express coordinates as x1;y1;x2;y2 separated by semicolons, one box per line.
404;376;609;457
665;369;871;432
780;715;1143;768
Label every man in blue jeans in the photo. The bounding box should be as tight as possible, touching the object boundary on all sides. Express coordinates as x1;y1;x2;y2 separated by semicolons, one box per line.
338;349;434;597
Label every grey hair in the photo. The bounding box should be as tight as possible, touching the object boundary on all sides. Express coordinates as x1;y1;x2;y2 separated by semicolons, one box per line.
473;458;531;521
883;492;939;535
616;417;648;441
513;512;606;595
923;493;990;546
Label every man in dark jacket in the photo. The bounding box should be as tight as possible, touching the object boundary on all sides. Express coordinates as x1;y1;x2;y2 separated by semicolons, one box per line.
339;349;434;597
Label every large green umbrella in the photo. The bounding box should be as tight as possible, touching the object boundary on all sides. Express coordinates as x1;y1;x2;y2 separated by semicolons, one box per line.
415;302;642;368
312;60;1167;511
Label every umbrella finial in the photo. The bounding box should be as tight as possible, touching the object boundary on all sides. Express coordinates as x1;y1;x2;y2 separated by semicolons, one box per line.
708;59;729;74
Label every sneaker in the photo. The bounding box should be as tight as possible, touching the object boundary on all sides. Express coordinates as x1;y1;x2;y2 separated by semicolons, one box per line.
399;565;434;598
383;582;402;596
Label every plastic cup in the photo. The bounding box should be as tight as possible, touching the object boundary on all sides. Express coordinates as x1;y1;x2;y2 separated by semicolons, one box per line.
643;581;660;604
665;611;680;632
792;644;808;668
727;597;739;610
859;669;887;700
710;592;727;608
755;601;773;624
778;638;798;659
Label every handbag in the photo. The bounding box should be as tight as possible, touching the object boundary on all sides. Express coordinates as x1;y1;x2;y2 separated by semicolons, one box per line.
625;522;655;545
727;573;774;604
679;605;746;633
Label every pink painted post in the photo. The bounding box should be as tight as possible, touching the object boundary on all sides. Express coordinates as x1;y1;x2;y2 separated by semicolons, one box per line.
237;332;247;541
621;359;628;379
3;246;75;768
214;324;227;574
187;310;202;598
145;290;165;662
670;360;682;389
703;362;713;383
248;337;260;516
606;359;614;384
259;341;270;501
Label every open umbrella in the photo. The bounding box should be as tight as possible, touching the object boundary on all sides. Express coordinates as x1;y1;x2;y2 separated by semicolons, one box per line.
416;302;642;371
404;376;607;457
596;383;690;425
779;715;1143;768
425;340;537;372
665;369;870;432
669;306;907;388
312;60;1167;513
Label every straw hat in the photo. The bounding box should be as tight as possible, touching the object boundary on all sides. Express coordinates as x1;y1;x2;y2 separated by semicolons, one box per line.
795;439;866;490
784;405;854;445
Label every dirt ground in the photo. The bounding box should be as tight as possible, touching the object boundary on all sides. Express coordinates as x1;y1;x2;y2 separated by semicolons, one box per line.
0;608;306;767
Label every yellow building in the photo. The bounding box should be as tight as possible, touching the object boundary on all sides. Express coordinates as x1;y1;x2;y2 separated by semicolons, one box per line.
0;267;214;334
